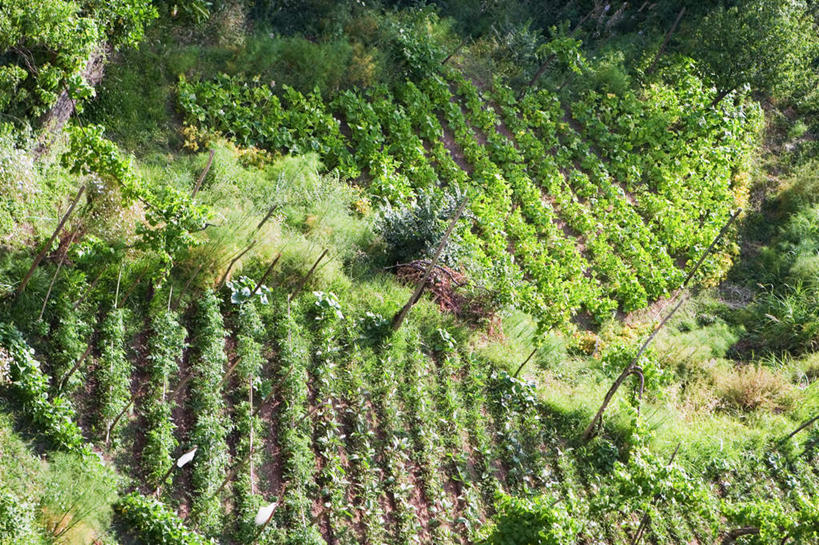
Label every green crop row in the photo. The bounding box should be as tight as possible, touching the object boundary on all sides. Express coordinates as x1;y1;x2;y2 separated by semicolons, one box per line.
188;290;231;536
141;302;186;491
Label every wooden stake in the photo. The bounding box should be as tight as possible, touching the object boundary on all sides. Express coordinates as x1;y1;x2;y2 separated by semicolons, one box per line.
38;232;76;321
288;249;328;302
218;240;257;288
252;364;298;418
392;198;467;331
73;265;107;309
218;356;242;389
119;268;149;308
106;396;135;447
681;209;741;289
646;7;685;75
441;38;467;65
191;149;215;199
781;414;819;443
113;264;123;309
57;341;93;392
720;527;760;545
513;347;538;379
581;210;740;442
256;205;279;232
173;262;205;309
251;252;282;298
17;186;85;297
252;483;288;544
170;371;194;402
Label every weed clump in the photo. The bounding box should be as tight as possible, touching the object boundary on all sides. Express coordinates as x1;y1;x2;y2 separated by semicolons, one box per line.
716;365;792;412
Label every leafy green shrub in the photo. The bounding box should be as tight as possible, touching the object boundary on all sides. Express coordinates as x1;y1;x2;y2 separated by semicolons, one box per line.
378;189;466;266
686;0;817;104
188;290;230;536
96;307;131;441
0;323;86;452
593;442;717;536
115;493;217;545
0;0;156;125
722;495;819;544
478;492;582;545
0;487;41;545
141;305;186;489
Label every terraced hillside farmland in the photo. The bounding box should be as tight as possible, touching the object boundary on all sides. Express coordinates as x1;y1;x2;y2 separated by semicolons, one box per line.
1;1;818;545
177;64;760;329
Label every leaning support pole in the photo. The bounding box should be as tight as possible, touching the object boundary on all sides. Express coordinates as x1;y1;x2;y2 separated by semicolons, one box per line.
392;197;468;331
252;483;288;543
513;347;538;379
57;340;94;392
38;232;76;321
251;364;298;418
288;249;328;302
720;527;761;545
106;396;135;447
581;210;741;442
173;262;205;309
250;252;282;298
191;149;215;199
119;268;149;309
73;265;108;309
441;38;467;65
17;185;85;297
646;7;686;75
218;239;257;288
780;414;819;443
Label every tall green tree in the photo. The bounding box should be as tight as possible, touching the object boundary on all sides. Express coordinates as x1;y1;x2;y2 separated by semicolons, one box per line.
687;0;817;106
0;0;156;126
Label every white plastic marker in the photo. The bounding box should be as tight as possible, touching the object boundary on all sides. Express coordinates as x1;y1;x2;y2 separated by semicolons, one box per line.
254;500;280;526
177;446;198;467
252;483;288;542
